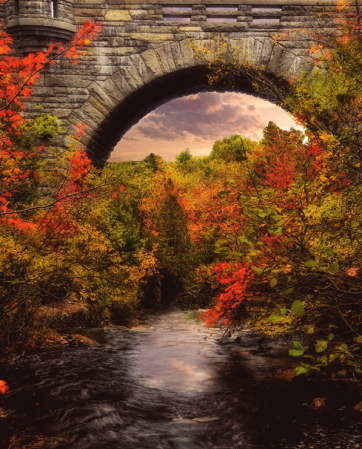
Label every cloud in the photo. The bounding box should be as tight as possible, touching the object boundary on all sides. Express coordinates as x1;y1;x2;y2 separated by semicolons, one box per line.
123;136;140;142
136;93;265;143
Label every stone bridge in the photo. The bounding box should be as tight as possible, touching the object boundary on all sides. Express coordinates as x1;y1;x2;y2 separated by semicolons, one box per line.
1;0;339;163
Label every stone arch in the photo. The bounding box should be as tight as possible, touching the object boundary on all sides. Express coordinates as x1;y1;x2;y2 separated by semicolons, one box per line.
63;36;315;164
0;0;338;164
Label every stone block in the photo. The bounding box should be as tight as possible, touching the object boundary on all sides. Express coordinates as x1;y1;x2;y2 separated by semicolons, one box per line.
111;69;136;96
259;37;274;68
82;100;108;126
129;53;153;83
251;38;264;66
129;10;149;19
141;50;163;78
154;43;177;74
191;15;206;21
69;110;100;134
120;64;144;89
289;56;303;78
242;37;255;64
48;108;73;119
202;22;249;32
68;95;90;103
45;75;91;88
266;42;286;76
130;33;175;41
178;39;195;68
31;87;55;96
178;26;202;31
170;41;184;70
98;78;126;103
297;56;315;75
105;10;131;21
278;51;297;77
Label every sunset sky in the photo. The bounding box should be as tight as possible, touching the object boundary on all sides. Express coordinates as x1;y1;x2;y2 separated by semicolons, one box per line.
110;92;301;162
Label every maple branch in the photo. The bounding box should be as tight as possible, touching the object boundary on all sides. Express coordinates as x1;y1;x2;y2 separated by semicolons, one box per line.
0;22;100;114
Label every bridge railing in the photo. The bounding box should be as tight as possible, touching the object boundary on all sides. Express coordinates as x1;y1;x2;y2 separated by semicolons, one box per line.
159;2;338;25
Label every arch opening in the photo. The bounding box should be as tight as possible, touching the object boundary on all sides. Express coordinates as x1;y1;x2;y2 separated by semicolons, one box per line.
112;91;299;163
85;65;292;166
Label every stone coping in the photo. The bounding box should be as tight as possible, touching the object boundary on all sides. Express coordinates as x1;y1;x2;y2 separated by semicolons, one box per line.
6;17;77;33
104;0;337;4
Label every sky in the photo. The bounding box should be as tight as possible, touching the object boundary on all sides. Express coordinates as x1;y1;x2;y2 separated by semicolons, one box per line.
109;92;301;162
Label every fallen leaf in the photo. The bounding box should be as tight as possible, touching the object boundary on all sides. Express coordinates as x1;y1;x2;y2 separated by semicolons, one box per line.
347;267;359;276
310;397;326;410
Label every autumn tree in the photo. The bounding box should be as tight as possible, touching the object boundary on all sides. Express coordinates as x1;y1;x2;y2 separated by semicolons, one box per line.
0;17;106;354
182;1;362;379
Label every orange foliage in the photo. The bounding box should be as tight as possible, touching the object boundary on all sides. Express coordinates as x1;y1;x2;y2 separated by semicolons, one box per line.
0;21;100;232
0;380;8;394
185;180;245;245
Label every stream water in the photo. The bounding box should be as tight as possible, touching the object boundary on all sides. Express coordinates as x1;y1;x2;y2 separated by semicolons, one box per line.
1;309;362;449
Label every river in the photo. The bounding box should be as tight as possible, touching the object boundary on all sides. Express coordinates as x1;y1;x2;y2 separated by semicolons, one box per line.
0;309;361;448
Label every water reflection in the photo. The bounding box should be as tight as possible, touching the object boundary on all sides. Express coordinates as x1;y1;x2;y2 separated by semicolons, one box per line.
132;316;218;393
0;310;361;449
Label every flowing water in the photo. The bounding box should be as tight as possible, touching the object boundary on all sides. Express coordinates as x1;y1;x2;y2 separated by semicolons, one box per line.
1;309;362;449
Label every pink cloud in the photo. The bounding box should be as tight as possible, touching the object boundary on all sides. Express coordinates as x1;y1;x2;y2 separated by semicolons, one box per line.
136;93;265;142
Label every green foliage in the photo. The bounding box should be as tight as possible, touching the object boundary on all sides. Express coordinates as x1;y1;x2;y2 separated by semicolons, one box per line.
209;134;254;163
154;178;196;282
175;147;192;164
291;301;304;318
315;340;328;353
294;366;308;375
9;113;64;209
143;153;163;172
270;278;277;287
289;341;306;357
